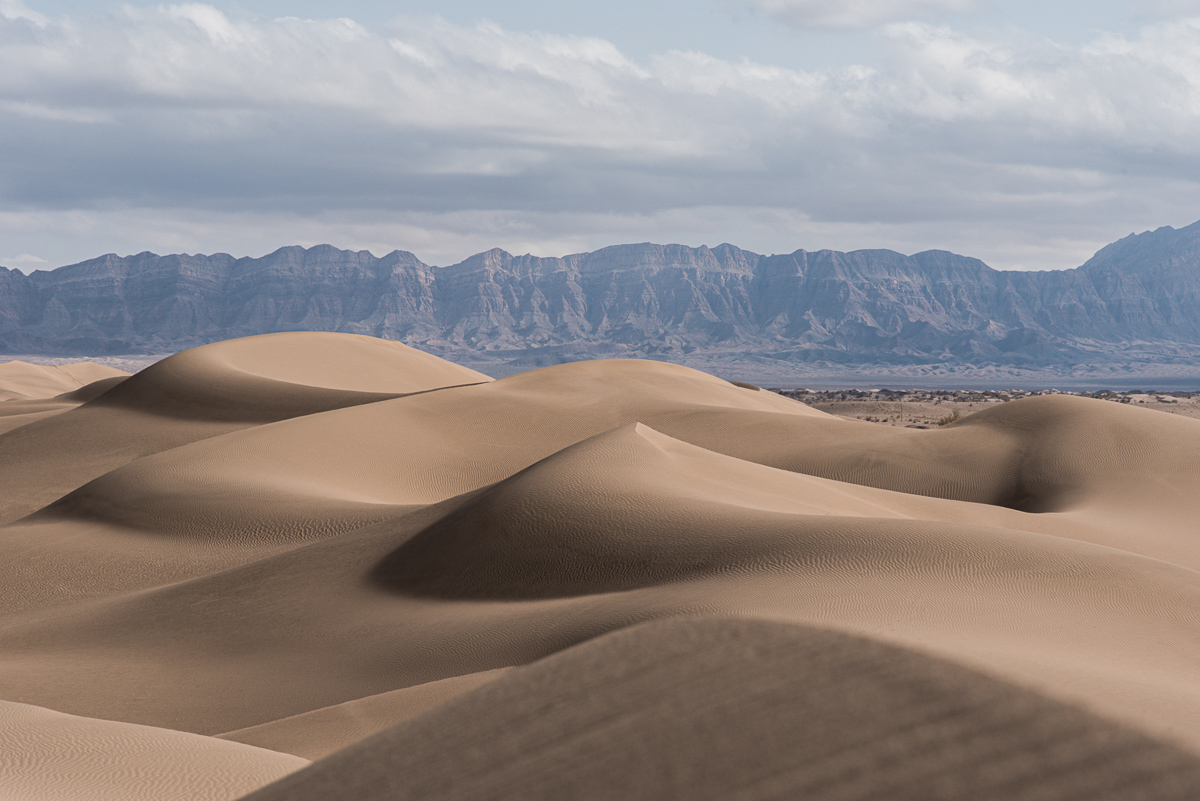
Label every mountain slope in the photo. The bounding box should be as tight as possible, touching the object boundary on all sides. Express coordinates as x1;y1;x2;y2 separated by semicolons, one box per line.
4;222;1200;371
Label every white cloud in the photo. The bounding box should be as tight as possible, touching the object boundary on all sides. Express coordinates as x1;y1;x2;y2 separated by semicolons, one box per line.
164;4;246;45
741;0;974;29
0;252;47;273
1;6;1200;270
0;0;47;26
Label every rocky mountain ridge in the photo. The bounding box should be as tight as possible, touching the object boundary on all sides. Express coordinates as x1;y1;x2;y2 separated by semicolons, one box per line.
4;221;1200;377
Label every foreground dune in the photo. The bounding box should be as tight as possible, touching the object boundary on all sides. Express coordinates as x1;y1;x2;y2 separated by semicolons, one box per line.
243;618;1200;801
3;332;1200;799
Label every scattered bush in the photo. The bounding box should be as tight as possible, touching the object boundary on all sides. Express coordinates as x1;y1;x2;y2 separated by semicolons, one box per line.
937;409;962;426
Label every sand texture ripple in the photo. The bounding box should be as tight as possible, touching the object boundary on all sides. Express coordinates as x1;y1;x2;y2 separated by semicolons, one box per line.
3;332;1200;799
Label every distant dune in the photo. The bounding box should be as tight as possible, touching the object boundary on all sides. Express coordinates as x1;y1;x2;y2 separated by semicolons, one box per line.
4;332;1200;799
0;359;127;402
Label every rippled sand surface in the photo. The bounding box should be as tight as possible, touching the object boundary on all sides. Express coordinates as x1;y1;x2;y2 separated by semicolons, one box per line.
4;332;1200;800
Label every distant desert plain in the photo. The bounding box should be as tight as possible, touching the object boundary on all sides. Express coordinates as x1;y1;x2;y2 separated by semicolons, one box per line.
6;331;1200;799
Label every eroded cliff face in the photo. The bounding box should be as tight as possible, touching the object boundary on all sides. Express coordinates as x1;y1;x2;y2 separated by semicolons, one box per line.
4;222;1200;368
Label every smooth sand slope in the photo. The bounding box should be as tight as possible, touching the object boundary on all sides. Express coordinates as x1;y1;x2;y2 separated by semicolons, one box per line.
0;362;129;436
0;332;491;614
0;699;306;801
0;360;127;402
219;669;514;760
3;332;1200;799
0;332;489;525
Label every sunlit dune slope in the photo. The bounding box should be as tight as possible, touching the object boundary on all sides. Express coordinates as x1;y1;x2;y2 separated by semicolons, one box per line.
0;332;489;524
0;360;128;401
90;331;490;421
0;699;306;801
0;364;131;435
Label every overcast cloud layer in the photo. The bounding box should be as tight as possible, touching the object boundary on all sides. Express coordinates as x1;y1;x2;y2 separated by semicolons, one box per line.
744;0;975;29
2;0;1200;270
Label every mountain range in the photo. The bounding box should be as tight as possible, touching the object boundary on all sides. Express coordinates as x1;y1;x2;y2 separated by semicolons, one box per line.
4;221;1200;383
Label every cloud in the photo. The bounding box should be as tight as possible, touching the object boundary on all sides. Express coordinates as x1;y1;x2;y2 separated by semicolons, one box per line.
1135;0;1200;18
0;0;47;25
740;0;974;29
0;252;47;273
1;6;1200;271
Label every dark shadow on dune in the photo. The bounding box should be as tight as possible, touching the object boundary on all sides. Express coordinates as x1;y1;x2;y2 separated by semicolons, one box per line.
88;358;488;423
990;480;1084;514
52;375;129;403
368;490;748;601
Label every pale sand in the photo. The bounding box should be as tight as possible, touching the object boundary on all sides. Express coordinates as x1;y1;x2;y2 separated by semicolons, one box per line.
0;332;489;525
0;360;128;402
0;363;130;435
2;332;1200;799
0;699;306;801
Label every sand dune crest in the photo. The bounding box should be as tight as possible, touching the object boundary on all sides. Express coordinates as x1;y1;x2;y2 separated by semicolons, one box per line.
91;331;491;422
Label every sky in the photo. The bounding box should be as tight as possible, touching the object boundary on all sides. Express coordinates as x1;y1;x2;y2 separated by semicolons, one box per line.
2;0;1200;272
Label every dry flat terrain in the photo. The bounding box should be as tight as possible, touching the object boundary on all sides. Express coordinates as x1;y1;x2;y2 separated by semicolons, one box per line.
782;387;1200;427
4;333;1200;800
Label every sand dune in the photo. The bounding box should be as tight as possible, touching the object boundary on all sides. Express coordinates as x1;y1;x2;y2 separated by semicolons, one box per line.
0;360;127;402
0;363;130;435
218;669;513;760
90;331;491;422
242;618;1200;801
0;699;305;801
3;332;1200;799
0;332;488;525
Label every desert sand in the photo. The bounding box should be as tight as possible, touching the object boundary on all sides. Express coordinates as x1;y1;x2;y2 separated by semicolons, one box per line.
0;360;127;403
3;331;1200;799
